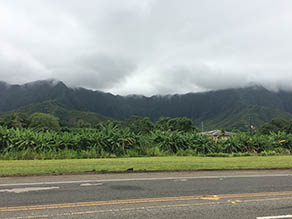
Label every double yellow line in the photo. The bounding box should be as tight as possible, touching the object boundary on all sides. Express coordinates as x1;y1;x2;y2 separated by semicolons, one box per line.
1;191;292;212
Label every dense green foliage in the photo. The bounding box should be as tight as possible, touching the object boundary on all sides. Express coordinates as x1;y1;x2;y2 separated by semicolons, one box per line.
28;113;61;132
124;116;196;134
125;116;154;134
155;117;195;132
258;117;292;134
0;120;291;160
1;112;29;128
0;112;61;131
14;100;111;128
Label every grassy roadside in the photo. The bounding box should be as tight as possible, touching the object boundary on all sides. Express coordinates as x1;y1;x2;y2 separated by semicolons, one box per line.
1;156;292;177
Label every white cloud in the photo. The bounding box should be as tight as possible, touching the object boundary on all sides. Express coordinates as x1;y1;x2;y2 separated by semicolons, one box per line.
1;0;292;95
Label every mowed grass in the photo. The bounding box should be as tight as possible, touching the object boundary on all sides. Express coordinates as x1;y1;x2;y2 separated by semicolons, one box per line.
1;156;292;176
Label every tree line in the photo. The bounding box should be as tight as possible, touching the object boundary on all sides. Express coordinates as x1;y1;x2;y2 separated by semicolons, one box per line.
0;112;197;133
1;112;292;135
1;112;292;159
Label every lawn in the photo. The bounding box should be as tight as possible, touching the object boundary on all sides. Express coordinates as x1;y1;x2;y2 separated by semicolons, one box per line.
1;156;292;176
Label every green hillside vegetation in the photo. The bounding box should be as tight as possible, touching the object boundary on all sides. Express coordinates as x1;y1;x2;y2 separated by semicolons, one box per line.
258;117;292;134
0;100;112;128
2;100;291;132
1;80;292;131
202;105;292;131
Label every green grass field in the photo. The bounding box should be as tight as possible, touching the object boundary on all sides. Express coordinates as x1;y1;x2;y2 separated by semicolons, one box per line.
1;156;292;176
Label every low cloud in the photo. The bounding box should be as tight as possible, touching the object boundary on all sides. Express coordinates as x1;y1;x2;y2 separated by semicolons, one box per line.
1;0;292;95
56;54;136;90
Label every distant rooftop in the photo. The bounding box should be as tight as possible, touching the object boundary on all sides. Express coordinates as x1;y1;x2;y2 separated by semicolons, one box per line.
201;130;237;137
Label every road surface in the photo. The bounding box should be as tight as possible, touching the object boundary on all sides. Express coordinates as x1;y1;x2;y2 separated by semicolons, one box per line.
1;170;292;218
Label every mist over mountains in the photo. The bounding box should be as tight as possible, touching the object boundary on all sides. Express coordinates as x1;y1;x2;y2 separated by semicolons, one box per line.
1;79;292;131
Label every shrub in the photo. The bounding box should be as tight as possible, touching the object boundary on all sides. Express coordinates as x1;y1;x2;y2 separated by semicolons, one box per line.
260;150;277;156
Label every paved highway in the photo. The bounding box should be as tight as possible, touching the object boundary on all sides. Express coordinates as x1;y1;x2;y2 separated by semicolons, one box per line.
1;170;292;218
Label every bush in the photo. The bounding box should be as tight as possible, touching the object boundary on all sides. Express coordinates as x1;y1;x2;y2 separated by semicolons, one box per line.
260;150;277;156
274;147;291;155
29;113;61;132
232;152;255;157
206;153;230;157
176;149;197;156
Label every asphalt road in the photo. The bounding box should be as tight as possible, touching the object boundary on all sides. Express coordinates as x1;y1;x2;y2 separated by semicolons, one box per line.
1;170;292;219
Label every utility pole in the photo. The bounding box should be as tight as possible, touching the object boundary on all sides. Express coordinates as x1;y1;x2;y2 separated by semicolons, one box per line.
201;121;204;132
249;114;252;135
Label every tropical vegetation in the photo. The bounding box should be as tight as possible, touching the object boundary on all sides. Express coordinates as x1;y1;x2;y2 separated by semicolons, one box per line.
1;113;292;160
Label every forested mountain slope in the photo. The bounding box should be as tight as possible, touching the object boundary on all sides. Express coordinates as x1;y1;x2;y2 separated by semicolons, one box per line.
1;80;291;130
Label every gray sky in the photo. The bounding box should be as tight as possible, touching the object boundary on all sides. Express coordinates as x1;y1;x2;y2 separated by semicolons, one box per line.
1;0;292;96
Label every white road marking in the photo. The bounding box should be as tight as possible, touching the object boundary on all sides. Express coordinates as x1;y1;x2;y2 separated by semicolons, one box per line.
80;183;103;187
174;179;188;182
257;215;292;219
0;174;291;187
0;187;59;193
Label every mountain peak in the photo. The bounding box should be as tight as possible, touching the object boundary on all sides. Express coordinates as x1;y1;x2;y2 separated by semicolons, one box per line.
0;81;9;86
23;79;66;88
244;84;268;91
0;81;10;91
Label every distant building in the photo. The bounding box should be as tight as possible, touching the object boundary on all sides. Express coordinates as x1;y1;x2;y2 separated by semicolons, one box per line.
200;130;237;141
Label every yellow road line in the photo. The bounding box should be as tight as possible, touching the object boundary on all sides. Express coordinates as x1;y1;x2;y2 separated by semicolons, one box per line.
240;196;292;203
4;195;292;219
3;202;220;219
1;191;292;213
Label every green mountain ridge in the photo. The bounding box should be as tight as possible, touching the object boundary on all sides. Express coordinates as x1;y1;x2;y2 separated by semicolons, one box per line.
17;100;111;127
1;80;292;130
201;105;292;131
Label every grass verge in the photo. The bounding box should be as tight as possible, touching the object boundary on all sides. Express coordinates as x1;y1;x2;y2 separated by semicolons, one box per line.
1;156;292;176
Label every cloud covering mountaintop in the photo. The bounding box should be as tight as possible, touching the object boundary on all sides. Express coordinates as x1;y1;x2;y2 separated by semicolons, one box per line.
1;0;292;95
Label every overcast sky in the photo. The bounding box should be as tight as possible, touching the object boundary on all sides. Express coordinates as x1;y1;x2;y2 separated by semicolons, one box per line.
1;0;292;96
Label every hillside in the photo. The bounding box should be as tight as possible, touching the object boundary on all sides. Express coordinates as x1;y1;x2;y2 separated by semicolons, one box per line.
3;100;111;128
1;80;292;130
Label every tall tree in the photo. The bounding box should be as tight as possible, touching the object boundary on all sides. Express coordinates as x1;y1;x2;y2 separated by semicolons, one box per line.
125;115;154;134
156;117;195;132
258;118;291;134
29;113;61;132
2;112;29;128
